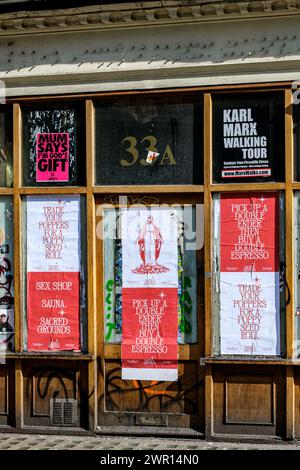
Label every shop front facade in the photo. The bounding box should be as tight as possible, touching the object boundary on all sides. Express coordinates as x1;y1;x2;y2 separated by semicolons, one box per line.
0;0;299;440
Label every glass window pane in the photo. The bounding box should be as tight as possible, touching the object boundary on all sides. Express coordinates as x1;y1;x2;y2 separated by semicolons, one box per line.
95;95;203;185
0;196;14;353
103;205;201;344
212;92;285;183
0;106;13;187
22;104;85;186
213;192;285;356
23;195;87;352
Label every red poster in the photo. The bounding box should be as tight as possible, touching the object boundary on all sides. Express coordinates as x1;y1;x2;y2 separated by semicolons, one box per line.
220;193;278;272
27;272;80;351
36;133;69;182
122;288;178;381
219;192;280;355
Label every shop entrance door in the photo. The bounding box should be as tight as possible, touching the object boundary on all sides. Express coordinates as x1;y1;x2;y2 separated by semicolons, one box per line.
96;194;204;431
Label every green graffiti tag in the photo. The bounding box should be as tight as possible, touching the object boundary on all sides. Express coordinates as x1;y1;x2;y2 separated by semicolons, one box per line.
105;279;116;341
180;276;192;335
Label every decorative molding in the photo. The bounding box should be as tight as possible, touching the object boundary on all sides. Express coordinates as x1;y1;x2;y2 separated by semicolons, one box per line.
1;16;299;80
0;3;299;97
0;1;299;36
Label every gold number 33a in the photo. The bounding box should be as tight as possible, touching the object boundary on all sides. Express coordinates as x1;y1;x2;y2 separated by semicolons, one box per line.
120;135;176;166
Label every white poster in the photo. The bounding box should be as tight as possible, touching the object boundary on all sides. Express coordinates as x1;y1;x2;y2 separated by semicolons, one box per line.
26;195;80;272
220;272;280;355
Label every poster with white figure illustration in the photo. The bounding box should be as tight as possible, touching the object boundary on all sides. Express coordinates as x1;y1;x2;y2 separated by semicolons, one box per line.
121;208;178;288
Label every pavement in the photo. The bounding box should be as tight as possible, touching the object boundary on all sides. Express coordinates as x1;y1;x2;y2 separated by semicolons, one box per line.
0;433;299;450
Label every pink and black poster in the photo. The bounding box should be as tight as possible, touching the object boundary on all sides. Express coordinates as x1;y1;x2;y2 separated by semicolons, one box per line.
121;209;178;381
219;193;280;355
26;195;81;351
36;133;69;183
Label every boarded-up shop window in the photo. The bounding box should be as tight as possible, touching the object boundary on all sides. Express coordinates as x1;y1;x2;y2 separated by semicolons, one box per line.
95;95;203;185
22;103;85;186
103;206;202;344
22;195;87;352
212;92;285;183
0;106;13;187
212;192;286;356
0;196;14;352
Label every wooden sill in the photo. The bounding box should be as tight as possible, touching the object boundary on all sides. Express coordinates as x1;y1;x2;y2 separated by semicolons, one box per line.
203;356;300;366
0;352;94;361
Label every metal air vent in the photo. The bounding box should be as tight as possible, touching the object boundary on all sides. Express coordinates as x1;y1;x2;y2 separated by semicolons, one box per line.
50;398;78;427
